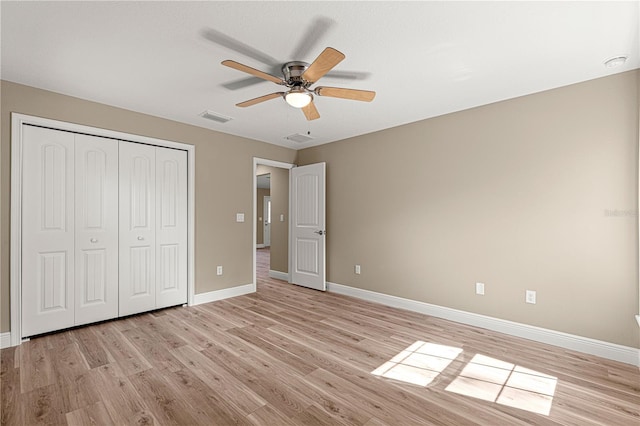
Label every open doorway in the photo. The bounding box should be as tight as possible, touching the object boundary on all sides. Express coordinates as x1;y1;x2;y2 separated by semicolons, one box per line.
256;173;271;249
253;158;294;287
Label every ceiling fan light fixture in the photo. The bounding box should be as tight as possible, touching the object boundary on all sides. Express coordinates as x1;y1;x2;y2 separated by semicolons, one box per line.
285;90;312;108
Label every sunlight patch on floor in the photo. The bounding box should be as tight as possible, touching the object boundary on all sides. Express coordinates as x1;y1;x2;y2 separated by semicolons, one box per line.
445;354;558;415
371;341;463;387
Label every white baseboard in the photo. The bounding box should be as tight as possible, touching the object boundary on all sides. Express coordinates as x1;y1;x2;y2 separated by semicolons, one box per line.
0;332;11;349
192;283;255;305
327;282;640;367
256;244;265;249
269;270;289;281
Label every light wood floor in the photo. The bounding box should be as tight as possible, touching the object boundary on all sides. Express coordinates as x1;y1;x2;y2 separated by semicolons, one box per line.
2;248;639;425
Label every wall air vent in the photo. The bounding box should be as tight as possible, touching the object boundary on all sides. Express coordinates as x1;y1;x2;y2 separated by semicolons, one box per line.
285;133;314;143
200;110;233;124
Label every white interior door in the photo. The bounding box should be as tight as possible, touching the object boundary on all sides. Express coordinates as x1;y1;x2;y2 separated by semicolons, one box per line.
155;148;188;309
119;142;156;316
74;134;119;325
263;196;271;247
22;126;76;336
290;162;326;291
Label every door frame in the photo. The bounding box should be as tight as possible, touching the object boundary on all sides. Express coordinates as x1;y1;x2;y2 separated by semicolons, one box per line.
252;158;294;290
10;113;196;346
263;195;271;247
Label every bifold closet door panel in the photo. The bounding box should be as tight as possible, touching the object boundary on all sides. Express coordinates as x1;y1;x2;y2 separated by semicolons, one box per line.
156;148;188;308
119;142;157;316
22;126;76;337
74;134;119;326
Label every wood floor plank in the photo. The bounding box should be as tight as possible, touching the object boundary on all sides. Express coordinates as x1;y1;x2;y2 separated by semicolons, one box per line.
134;313;190;350
291;402;353;426
65;400;116;425
49;342;91;388
200;343;315;419
156;310;216;350
227;325;319;376
91;323;153;377
121;325;185;373
1;347;22;425
246;403;299;426
168;367;253;425
128;368;201;425
55;370;103;414
18;338;56;394
206;299;279;328
20;383;68;425
91;363;158;425
307;366;468;425
170;344;267;416
70;326;113;369
2;248;638;425
267;323;393;372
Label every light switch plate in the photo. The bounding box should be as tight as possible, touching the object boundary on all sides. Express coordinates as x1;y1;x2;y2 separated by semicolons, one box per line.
526;290;536;304
236;213;245;222
280;214;284;222
475;282;485;295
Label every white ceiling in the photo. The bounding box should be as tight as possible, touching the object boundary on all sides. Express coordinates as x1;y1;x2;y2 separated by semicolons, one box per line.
2;1;638;150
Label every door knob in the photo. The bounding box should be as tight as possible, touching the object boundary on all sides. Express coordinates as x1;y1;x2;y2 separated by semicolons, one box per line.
90;238;98;243
137;236;144;241
314;230;325;236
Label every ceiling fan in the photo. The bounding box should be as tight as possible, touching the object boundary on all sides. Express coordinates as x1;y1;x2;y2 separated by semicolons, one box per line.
222;47;376;121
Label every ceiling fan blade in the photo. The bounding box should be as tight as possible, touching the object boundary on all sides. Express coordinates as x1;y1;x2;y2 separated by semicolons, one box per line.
314;86;376;102
222;60;284;85
302;47;345;83
302;101;320;121
290;16;335;60
221;76;266;91
236;92;285;108
322;70;371;81
202;28;278;66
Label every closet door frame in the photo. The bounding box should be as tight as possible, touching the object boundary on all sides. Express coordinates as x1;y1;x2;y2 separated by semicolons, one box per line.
10;113;196;347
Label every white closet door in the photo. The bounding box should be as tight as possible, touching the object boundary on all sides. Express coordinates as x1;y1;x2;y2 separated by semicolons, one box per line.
119;142;156;316
22;126;75;336
155;148;188;308
74;135;119;325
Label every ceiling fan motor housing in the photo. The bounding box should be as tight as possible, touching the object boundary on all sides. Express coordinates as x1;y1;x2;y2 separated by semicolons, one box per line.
282;61;310;88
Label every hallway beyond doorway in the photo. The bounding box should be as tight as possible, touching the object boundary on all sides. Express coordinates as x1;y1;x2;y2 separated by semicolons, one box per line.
256;247;270;281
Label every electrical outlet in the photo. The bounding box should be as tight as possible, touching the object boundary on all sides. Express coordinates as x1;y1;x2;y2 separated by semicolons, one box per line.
475;282;485;295
355;265;361;274
217;266;223;276
526;290;536;304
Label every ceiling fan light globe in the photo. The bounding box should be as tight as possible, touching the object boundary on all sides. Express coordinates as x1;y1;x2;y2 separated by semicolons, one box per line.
285;91;312;108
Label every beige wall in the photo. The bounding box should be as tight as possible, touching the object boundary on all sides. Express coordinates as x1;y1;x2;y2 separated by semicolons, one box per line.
255;165;289;273
0;80;297;333
256;187;270;245
298;70;640;348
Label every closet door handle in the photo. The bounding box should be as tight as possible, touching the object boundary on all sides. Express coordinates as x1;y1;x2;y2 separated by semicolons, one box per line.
137;236;144;241
90;238;98;243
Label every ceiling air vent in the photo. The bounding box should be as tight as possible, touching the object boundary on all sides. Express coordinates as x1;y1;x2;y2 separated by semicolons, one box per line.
200;110;233;124
285;133;314;143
